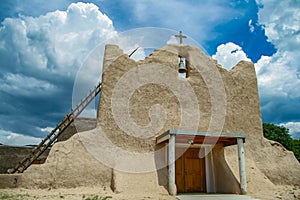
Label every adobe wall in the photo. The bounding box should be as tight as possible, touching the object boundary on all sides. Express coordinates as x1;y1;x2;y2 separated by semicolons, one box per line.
96;44;300;193
18;133;111;189
0;117;96;175
8;44;299;196
57;117;97;142
0;146;50;174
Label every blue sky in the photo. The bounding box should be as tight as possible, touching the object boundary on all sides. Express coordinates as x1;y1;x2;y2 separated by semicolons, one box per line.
0;0;299;145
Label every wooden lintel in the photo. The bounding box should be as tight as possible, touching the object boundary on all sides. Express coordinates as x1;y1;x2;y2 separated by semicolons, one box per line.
156;130;246;146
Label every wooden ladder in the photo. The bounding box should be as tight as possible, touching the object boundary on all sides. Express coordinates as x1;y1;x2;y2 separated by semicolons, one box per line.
8;82;102;173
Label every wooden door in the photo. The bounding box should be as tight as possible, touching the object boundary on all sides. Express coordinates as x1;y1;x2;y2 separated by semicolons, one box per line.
175;148;206;193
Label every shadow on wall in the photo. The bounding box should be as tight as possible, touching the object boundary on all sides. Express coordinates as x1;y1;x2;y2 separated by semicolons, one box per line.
213;144;241;194
155;143;169;191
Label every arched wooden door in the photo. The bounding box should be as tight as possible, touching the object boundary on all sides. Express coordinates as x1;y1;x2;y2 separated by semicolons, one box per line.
175;148;206;193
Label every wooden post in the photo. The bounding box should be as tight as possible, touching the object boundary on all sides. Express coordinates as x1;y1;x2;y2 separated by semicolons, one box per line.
205;146;216;193
168;134;177;195
237;138;247;194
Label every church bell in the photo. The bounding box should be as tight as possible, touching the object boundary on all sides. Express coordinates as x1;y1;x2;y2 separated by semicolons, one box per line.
178;58;187;73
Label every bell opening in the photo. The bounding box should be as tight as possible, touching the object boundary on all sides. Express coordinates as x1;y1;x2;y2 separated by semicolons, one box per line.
178;57;187;76
178;68;187;74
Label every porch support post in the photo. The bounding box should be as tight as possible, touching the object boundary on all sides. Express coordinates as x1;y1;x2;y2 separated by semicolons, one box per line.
168;134;177;195
205;146;216;193
237;138;247;194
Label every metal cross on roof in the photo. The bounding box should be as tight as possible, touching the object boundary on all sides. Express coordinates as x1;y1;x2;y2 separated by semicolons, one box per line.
175;31;187;45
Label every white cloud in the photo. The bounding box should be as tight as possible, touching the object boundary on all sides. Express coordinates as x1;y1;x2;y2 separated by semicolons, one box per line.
256;0;300;51
0;2;119;146
255;0;300;99
79;107;98;118
128;47;146;61
255;51;300;98
212;0;300;98
0;129;42;146
248;19;255;32
40;127;54;133
212;0;300;126
167;36;178;45
0;2;117;76
212;42;251;70
0;73;57;96
279;122;300;139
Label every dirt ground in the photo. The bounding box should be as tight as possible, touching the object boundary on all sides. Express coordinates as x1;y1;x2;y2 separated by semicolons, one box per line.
0;185;299;200
248;185;300;200
0;186;175;200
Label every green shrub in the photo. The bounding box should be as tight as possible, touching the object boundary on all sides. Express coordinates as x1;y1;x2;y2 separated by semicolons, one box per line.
263;123;300;161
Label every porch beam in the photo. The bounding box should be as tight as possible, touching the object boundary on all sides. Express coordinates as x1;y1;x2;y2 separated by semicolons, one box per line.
168;130;246;139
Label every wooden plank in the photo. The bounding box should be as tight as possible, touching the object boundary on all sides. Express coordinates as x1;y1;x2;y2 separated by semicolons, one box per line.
184;148;206;192
156;133;170;144
175;148;206;193
175;156;184;193
175;135;238;146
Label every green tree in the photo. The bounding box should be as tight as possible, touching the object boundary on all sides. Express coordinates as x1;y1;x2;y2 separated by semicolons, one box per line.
292;139;300;162
263;123;299;161
263;123;293;150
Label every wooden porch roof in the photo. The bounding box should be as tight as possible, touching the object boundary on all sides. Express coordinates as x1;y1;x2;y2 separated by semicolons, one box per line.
156;130;246;146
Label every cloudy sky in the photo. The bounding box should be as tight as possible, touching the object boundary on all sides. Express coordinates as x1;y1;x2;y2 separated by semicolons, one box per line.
0;0;299;146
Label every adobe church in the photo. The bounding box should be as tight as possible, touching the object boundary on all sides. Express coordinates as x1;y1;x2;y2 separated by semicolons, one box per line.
2;38;300;197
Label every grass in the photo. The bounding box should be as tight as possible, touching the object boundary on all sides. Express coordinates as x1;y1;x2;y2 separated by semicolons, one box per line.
0;192;113;200
0;193;30;200
82;194;112;200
